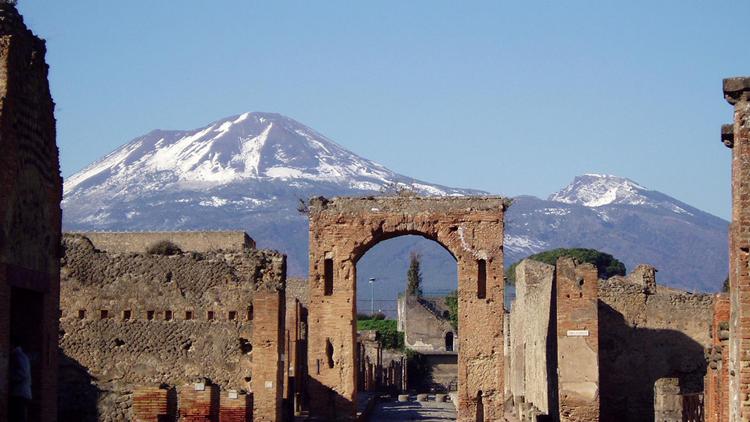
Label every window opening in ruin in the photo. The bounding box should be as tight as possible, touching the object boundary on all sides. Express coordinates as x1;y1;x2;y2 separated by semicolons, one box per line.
147;310;155;321
78;309;86;320
240;338;252;354
326;338;335;368
477;259;487;299
165;310;173;321
247;305;254;321
185;310;193;320
122;310;131;320
324;258;334;296
207;311;215;320
100;310;109;319
445;332;454;352
229;311;237;321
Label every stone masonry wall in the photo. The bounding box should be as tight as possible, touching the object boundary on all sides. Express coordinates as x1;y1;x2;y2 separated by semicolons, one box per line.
723;76;750;422
74;231;254;254
398;295;455;352
307;195;509;421
0;4;62;422
58;233;286;421
598;266;713;421
508;259;555;420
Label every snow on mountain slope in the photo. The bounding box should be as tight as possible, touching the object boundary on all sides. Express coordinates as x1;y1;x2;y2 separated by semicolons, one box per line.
64;112;466;200
62;112;729;292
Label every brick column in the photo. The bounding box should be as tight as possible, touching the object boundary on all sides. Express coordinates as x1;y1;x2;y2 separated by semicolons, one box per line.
555;257;599;422
724;76;750;422
251;289;285;421
707;294;731;422
219;390;251;422
179;382;219;422
132;386;170;422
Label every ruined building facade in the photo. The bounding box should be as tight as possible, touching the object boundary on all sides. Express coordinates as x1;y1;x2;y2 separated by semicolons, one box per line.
0;3;62;421
307;195;509;421
506;258;713;422
58;232;289;421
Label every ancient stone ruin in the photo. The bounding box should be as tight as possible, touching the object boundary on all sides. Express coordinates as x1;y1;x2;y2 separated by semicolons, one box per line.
58;232;289;421
306;195;509;420
0;3;62;421
506;259;713;422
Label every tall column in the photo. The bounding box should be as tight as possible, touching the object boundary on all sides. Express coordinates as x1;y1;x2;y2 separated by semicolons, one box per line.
555;257;599;422
725;76;750;422
252;289;285;421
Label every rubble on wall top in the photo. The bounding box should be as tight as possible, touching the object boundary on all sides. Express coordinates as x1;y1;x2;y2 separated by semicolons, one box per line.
308;195;510;214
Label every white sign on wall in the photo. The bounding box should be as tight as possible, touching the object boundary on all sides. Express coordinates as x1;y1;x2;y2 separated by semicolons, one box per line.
566;330;590;337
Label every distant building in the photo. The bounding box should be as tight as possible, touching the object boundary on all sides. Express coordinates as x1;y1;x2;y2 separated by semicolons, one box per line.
397;294;458;391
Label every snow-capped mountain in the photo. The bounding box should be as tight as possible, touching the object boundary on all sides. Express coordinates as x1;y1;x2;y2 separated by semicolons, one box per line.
62;112;729;292
504;175;728;292
62;112;482;276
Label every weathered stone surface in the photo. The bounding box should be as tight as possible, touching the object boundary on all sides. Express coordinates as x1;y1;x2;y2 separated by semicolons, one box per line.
73;230;255;254
556;257;599;422
58;232;286;421
307;195;508;421
722;75;750;422
0;3;62;421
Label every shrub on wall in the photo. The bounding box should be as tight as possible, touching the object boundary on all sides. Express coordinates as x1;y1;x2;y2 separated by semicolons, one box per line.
146;240;182;256
506;247;626;284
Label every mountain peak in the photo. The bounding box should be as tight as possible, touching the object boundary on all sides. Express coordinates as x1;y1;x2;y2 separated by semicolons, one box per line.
549;174;650;207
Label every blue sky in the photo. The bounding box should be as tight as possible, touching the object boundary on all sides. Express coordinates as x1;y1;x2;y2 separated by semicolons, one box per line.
19;1;750;219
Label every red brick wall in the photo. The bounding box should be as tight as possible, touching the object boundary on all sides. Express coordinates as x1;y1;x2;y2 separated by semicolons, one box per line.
706;294;730;422
219;391;251;422
179;383;219;422
132;386;170;422
556;257;599;422
252;290;285;421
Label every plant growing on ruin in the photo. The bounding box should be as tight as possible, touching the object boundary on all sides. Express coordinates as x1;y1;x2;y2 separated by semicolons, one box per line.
357;318;405;350
146;240;182;256
723;276;730;292
445;291;458;331
505;247;626;284
406;251;423;296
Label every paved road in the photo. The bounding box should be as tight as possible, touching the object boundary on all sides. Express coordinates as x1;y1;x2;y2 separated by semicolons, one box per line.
369;396;456;421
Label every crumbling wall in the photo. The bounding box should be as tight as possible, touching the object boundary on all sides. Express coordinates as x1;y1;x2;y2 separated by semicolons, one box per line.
0;3;62;421
58;233;286;421
74;231;254;254
598;266;712;421
507;259;555;420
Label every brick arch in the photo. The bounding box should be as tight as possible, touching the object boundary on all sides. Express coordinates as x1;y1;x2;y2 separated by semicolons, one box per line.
307;196;509;420
351;228;457;264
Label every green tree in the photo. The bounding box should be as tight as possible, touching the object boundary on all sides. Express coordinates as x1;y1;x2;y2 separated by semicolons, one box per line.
445;290;458;331
406;251;423;296
723;276;730;292
506;248;626;284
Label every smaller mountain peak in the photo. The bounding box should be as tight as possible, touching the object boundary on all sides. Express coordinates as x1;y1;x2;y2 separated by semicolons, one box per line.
549;174;648;207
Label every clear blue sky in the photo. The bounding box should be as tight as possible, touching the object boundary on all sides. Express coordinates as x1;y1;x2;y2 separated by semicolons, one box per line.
19;1;750;219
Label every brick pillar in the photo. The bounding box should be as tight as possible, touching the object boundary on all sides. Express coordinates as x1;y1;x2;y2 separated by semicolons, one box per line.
133;386;170;422
219;390;251;422
724;76;750;422
179;382;219;422
251;289;285;421
555;257;599;422
707;294;731;422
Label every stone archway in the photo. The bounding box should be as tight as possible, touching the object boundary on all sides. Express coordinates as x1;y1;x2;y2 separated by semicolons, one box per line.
307;195;509;420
